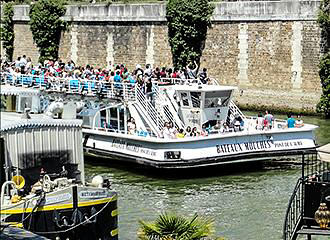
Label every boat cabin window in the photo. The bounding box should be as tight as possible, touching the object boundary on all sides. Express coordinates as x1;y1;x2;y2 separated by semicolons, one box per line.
1;95;17;112
181;92;190;107
204;90;232;108
101;107;125;132
108;108;117;129
100;109;107;128
191;92;201;108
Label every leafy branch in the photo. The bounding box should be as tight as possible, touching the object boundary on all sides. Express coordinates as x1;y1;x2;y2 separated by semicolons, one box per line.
166;0;214;69
29;0;67;63
317;0;330;118
1;2;15;61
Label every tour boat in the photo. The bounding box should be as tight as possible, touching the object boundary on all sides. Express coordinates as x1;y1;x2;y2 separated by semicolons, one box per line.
80;79;318;168
0;72;318;169
0;84;118;239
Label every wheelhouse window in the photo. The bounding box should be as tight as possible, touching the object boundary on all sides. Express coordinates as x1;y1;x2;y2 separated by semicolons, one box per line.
204;90;232;108
191;92;201;108
181;92;190;107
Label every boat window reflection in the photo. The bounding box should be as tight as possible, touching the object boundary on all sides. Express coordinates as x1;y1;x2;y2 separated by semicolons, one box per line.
205;90;232;108
191;92;201;108
181;92;189;107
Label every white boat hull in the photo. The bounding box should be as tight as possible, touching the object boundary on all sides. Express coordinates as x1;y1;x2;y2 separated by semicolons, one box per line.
83;127;317;169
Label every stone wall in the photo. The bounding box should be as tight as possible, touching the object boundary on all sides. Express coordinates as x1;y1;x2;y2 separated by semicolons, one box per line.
6;1;323;112
56;23;172;72
13;23;40;62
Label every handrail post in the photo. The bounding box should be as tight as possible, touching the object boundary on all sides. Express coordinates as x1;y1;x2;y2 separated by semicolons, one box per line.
122;83;126;100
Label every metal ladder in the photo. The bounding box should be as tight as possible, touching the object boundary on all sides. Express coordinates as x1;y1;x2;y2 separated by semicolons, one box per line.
134;86;165;137
152;83;185;130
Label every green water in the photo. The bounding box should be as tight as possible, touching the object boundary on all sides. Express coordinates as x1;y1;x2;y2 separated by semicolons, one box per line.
85;115;330;240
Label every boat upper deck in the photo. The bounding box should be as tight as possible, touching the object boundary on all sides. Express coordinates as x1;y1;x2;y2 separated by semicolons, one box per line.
165;83;237;92
0;72;318;141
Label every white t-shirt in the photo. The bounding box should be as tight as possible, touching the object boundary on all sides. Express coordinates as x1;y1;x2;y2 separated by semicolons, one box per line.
163;127;171;139
169;127;177;138
145;68;152;77
257;117;264;129
20;57;27;67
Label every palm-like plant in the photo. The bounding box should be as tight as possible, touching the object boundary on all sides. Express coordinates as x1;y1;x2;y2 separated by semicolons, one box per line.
137;212;215;240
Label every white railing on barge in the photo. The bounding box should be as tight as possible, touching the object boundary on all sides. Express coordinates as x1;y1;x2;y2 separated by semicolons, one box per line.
0;72;136;102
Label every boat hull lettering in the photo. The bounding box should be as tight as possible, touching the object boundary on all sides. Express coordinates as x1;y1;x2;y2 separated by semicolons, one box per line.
216;140;303;154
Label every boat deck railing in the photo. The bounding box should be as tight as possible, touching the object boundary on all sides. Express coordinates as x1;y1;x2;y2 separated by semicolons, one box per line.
283;177;304;240
283;151;330;240
0;72;137;102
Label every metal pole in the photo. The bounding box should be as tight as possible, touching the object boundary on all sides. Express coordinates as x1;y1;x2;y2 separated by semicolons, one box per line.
302;152;305;179
124;103;127;134
117;108;120;132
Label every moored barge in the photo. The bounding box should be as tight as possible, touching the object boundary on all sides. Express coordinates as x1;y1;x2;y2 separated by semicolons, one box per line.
0;86;118;239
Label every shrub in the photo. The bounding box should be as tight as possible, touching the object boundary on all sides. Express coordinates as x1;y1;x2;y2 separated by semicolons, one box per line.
317;53;330;118
138;212;219;240
29;0;67;63
317;0;330;118
1;3;14;61
166;0;214;69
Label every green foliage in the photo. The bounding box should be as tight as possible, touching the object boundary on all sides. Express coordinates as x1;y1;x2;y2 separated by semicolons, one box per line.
1;0;32;4
317;53;330;118
317;0;330;118
318;0;330;52
166;0;214;68
137;212;218;240
1;3;15;61
29;0;67;63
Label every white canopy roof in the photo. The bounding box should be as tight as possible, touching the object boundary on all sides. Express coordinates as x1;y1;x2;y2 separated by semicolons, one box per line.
0;112;82;132
317;143;330;162
0;85;40;96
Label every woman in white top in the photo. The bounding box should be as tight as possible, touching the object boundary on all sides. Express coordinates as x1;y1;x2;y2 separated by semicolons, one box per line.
168;122;177;139
162;122;172;139
256;113;264;130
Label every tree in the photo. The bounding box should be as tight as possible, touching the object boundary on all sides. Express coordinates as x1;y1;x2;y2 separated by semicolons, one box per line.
137;212;220;240
29;0;67;63
1;2;14;61
317;53;330;118
166;0;214;69
317;0;330;118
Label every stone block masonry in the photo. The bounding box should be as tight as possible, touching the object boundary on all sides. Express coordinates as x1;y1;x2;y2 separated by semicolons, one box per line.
7;1;322;112
13;23;40;63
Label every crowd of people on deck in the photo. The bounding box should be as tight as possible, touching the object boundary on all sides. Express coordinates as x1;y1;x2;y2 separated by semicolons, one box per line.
0;55;211;89
255;111;275;130
126;117;247;139
255;111;304;130
106;110;304;139
155;111;303;139
1;55;306;138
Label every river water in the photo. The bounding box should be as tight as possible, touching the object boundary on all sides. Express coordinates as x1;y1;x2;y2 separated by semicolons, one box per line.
85;114;330;240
